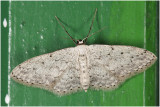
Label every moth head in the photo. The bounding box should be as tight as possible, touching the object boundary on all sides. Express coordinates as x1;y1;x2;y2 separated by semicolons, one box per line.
76;39;85;45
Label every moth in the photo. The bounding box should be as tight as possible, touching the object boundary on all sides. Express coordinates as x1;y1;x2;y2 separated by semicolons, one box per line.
10;9;157;96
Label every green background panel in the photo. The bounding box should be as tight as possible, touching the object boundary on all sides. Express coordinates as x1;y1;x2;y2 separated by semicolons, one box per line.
1;1;9;106
1;1;158;106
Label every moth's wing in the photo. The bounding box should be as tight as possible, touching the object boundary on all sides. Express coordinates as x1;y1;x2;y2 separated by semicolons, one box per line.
10;47;81;96
87;45;157;90
53;67;82;95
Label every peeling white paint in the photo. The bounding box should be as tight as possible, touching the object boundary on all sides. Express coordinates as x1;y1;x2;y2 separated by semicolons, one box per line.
20;24;23;29
32;47;35;50
40;35;44;39
25;51;28;54
3;18;7;28
8;1;12;106
143;2;146;106
5;94;10;104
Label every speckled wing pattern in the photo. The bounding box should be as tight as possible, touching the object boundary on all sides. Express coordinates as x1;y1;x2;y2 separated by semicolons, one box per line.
87;45;157;90
10;44;157;96
10;47;81;95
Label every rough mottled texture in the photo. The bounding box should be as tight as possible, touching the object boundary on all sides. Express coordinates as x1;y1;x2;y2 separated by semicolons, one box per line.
10;45;157;96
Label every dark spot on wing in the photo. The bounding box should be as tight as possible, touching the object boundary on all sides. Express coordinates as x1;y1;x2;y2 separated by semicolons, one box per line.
144;50;147;53
19;65;21;69
33;68;36;70
111;47;114;50
151;58;154;61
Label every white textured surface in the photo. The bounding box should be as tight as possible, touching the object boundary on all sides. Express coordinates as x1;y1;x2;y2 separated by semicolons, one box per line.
10;45;157;96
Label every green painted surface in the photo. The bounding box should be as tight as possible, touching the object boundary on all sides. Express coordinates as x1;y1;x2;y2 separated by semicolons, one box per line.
145;1;159;106
1;1;9;106
5;1;158;106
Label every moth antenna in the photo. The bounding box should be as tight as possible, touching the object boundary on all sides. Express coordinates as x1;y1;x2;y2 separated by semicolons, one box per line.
55;16;77;45
84;8;97;43
82;26;106;41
